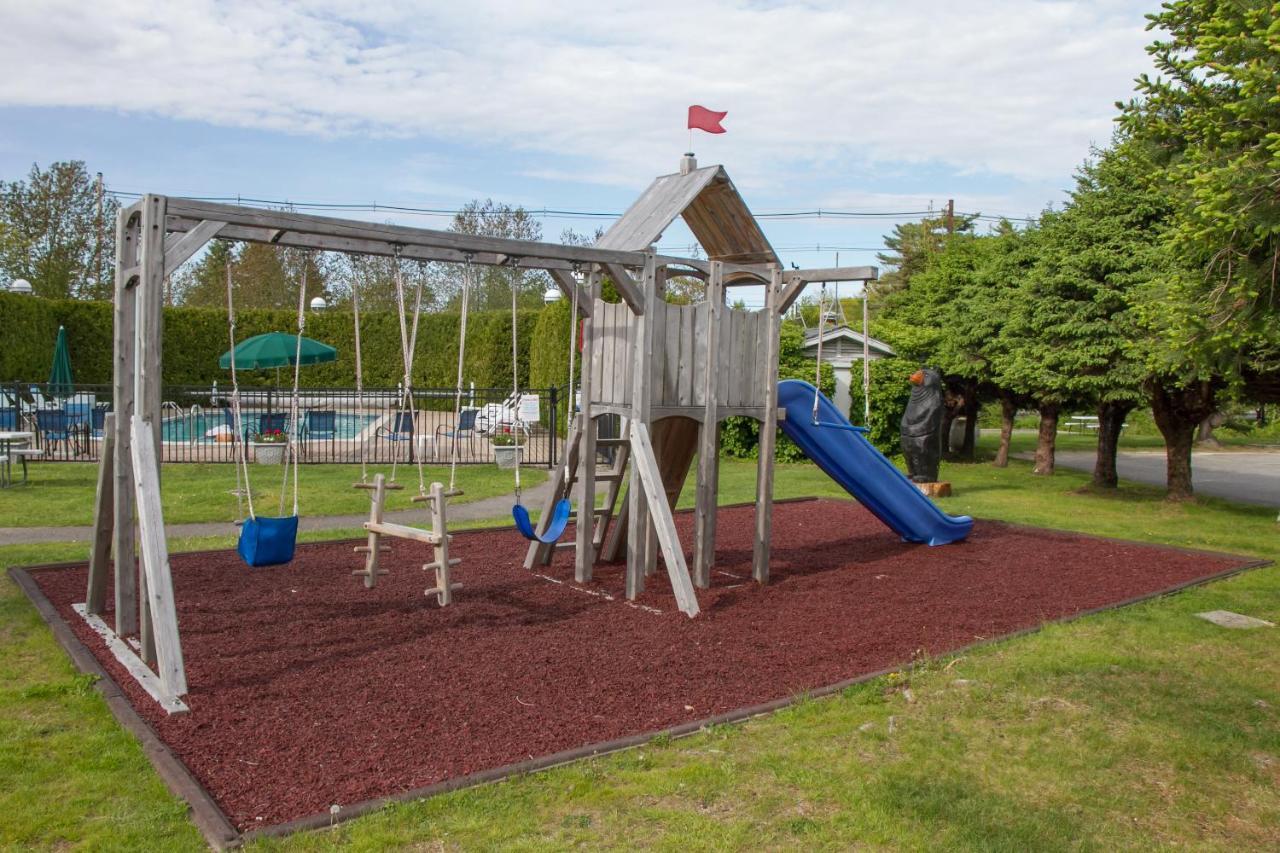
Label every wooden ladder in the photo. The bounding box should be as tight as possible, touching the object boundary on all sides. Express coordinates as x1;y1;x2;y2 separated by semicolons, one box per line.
523;418;629;569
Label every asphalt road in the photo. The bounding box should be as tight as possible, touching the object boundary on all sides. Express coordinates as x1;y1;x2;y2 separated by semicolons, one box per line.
1048;449;1279;507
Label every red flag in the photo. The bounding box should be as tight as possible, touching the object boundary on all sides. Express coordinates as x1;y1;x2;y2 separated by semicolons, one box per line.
688;105;727;134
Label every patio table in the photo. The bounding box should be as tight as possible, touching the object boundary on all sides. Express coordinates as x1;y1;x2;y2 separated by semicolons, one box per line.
0;431;35;487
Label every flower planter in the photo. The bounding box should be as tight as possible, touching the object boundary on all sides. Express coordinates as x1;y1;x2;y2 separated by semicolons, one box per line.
493;445;522;470
252;442;287;465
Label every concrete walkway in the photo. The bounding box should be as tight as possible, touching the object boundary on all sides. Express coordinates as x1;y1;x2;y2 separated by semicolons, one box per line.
0;479;556;545
1019;448;1280;507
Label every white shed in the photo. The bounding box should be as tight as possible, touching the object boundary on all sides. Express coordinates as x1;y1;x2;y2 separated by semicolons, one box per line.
801;325;895;417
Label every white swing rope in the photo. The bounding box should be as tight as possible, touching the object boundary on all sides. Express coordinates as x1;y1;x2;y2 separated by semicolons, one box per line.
277;263;307;518
509;259;524;503
352;280;368;484
390;246;429;496
812;282;827;424
563;267;580;485
225;262;255;521
448;255;474;493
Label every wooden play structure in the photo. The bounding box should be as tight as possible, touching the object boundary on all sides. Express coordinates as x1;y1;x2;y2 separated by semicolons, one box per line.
83;155;876;711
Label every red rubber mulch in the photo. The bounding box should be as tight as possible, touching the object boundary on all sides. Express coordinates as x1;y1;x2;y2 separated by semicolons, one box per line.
30;498;1252;830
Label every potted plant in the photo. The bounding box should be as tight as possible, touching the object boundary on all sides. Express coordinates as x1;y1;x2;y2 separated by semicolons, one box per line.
252;428;289;465
491;430;522;469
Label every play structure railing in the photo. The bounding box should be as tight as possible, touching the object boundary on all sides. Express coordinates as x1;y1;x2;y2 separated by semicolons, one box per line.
5;381;563;466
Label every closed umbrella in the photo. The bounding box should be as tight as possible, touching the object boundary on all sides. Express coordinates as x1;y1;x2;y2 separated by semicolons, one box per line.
48;325;74;399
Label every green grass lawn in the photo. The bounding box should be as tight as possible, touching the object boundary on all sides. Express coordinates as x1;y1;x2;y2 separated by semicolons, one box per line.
0;462;546;527
2;440;1278;849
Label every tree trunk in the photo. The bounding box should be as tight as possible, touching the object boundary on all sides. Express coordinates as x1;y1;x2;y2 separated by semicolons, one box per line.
959;387;980;461
1149;379;1216;501
1091;401;1133;488
940;399;958;461
1033;404;1059;475
993;393;1016;468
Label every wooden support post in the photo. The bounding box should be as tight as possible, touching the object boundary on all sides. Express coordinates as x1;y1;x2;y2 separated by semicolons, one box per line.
630;421;700;617
575;274;597;583
129;420;188;698
86;412;115;614
357;473;389;587
625;252;656;600
425;481;461;605
135;194;166;666
752;266;783;584
693;261;724;588
113;206;140;637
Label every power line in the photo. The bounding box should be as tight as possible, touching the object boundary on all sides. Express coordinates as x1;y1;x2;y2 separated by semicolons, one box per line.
105;188;1033;224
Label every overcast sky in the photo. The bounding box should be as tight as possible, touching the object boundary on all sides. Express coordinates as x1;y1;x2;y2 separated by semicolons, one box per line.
0;0;1158;301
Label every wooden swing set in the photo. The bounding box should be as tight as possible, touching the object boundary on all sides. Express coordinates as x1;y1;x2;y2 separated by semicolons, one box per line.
84;155;876;712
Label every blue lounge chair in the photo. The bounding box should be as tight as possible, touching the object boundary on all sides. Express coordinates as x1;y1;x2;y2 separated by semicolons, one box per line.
304;410;338;440
35;409;84;455
434;408;479;461
246;412;289;442
376;411;416;461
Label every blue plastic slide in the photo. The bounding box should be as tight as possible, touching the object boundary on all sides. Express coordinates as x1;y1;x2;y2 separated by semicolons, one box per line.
776;380;973;546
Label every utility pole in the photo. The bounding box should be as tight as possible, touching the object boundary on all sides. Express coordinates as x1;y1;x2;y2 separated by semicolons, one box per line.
95;171;104;298
945;198;955;236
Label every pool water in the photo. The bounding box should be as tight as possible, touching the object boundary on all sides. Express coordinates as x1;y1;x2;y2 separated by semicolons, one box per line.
161;412;377;443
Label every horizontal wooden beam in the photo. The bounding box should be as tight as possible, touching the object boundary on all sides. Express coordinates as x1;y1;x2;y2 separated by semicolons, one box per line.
777;266;875;313
783;265;878;286
164;197;649;269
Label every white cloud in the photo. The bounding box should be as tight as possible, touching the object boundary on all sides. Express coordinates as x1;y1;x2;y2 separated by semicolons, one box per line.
0;0;1154;194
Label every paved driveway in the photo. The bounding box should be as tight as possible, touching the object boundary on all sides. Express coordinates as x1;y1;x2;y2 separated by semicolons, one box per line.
1047;449;1279;507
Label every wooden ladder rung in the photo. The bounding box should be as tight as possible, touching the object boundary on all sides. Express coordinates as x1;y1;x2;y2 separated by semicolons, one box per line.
425;582;463;598
352;569;390;576
353;545;391;553
423;558;463;571
596;438;628;447
411;488;464;503
571;472;625;485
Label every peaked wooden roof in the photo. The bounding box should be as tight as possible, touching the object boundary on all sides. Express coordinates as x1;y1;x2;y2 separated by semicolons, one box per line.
597;165;778;266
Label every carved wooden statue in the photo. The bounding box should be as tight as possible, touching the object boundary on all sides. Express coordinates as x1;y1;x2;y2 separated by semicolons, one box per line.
900;367;944;483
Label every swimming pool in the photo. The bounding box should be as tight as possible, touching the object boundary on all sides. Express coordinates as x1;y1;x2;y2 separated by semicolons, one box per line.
161;412;378;443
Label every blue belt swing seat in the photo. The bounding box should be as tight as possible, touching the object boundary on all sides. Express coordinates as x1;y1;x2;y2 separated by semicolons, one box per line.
513;496;571;543
506;259;576;545
225;262;308;568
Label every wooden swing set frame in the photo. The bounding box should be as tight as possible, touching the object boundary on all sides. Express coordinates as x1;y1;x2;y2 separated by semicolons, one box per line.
86;158;876;713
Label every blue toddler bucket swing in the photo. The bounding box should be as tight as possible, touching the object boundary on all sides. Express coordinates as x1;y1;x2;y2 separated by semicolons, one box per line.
225;262;306;568
507;259;573;544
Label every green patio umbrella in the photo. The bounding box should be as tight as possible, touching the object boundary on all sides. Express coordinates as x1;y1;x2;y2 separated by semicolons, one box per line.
48;325;74;398
218;332;337;371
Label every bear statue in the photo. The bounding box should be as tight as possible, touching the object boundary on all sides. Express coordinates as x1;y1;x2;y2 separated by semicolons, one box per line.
899;367;944;484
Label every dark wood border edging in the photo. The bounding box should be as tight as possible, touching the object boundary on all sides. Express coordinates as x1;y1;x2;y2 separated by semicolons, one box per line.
7;503;1272;849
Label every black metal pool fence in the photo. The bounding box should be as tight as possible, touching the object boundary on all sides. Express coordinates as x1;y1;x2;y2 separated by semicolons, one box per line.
2;382;565;467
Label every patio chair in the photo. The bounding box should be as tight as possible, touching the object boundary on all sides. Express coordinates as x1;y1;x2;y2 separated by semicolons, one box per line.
35;409;85;456
245;412;289;443
91;404;110;437
301;410;337;460
29;386;57;409
434;407;479;461
304;410;338;440
376;411;416;461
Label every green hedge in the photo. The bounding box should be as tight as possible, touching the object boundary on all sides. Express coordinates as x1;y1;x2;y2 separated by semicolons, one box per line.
0;292;540;395
848;357;918;457
529;297;579;435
